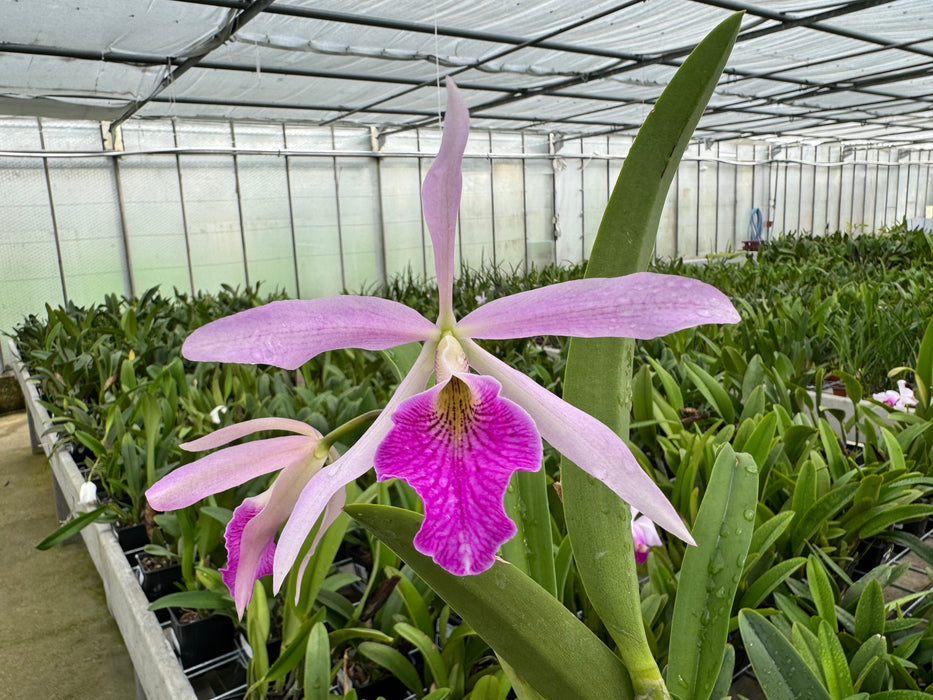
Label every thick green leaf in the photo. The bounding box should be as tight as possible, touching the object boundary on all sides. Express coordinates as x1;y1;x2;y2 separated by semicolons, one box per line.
646;355;685;412
467;676;501;700
709;644;735;700
304;621;332;700
347;504;632;700
870;691;932;700
35;504;110;550
684;360;736;424
807;555;838;631
739;411;778;471
858;504;933;538
792;483;859;555
738;609;832;700
739;557;807;610
668;446;758;700
914;315;933;398
359;641;425;698
261;608;326;684
850;635;887;693
559;15;743;692
147;589;234;614
328;627;393;647
746;510;795;568
395;622;449;689
854;580;885;643
818;619;854;699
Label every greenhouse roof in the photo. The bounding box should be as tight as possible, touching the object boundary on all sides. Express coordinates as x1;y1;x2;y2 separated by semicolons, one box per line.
2;0;932;146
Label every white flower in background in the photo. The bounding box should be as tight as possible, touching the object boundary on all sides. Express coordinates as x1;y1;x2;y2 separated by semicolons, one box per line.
78;480;98;507
474;292;487;306
209;405;228;424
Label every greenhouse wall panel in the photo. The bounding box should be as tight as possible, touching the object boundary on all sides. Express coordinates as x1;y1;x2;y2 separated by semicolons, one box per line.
1;114;932;366
380;131;426;282
0;118;65;346
332;128;384;292
490;132;527;272
656;170;679;261
677;143;700;259
40;121;130;308
554;136;584;265
233;123;299;299
697;143;718;257
174;122;247;293
283;125;345;299
715;143;734;251
522;133;555;271
119;122;192;295
459;132;495;273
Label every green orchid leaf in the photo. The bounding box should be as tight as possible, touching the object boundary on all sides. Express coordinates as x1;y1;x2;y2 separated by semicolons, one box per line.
914;315;933;402
260;608;326;684
818;619;855;699
147;589;235;616
684;360;736;424
303;621;332;700
35;504;111;550
381;341;423;382
807;555;838;631
738;609;832;700
346;503;632;700
558;12;743;691
358;642;426;698
395;622;449;689
853;579;885;643
668;445;758;700
739;557;807;610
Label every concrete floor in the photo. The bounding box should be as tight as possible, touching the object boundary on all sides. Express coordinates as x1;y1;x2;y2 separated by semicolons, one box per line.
0;411;137;700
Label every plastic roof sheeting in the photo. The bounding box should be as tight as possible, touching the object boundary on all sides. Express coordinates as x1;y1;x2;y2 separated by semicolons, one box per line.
1;0;932;145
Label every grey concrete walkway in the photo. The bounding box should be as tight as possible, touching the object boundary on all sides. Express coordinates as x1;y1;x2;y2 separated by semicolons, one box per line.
0;411;136;700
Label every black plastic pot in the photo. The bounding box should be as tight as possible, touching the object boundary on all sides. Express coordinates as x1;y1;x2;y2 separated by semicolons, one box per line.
169;607;238;669
850;539;893;577
135;552;182;601
113;522;149;551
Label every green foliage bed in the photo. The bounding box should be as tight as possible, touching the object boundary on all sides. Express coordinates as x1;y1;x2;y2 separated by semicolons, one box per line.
12;222;933;699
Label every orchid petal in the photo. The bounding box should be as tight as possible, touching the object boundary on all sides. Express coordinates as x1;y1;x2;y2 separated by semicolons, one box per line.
220;492;276;615
181;417;322;451
231;455;325;617
631;507;663;549
631;513;662;564
463;339;694;545
146;436;314;511
293;487;348;600
457;273;740;340
272;341;438;591
183;297;437;370
422;79;469;325
375;373;541;575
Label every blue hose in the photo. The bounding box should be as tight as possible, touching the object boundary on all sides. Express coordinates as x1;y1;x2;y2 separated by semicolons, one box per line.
748;207;763;241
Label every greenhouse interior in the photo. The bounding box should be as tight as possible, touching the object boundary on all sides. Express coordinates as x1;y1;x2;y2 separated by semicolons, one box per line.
1;1;933;699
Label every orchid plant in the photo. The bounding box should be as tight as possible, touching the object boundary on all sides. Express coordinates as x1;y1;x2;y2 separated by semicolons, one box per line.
148;78;738;614
148;13;756;700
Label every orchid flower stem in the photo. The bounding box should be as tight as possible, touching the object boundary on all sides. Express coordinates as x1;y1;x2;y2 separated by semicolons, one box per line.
314;410;382;459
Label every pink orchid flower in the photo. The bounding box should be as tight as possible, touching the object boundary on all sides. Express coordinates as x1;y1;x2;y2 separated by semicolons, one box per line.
872;379;918;411
148;80;740;615
146;417;342;617
631;507;662;565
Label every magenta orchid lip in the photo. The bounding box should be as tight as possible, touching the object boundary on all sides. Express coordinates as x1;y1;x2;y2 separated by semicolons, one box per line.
147;80;740;617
